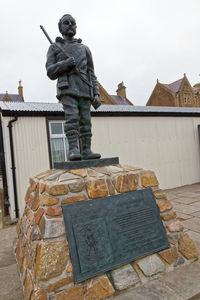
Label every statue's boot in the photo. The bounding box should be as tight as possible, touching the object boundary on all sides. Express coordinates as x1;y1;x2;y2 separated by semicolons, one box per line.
67;134;81;161
81;136;101;160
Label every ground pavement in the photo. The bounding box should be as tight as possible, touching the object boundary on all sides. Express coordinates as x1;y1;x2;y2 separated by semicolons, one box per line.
0;184;200;300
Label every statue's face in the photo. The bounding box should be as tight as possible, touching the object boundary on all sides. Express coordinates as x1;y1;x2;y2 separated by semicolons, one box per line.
60;15;76;37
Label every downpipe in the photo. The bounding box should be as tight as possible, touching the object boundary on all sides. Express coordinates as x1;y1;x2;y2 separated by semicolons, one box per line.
7;115;19;219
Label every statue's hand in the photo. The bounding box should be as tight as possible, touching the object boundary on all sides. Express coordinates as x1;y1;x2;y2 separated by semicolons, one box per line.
65;57;76;70
92;95;101;110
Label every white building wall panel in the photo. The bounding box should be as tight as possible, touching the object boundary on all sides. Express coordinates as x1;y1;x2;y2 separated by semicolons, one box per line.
2;116;50;218
92;116;200;189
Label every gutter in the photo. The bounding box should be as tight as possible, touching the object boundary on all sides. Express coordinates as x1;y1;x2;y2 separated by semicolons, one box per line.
7;115;19;219
0;115;9;215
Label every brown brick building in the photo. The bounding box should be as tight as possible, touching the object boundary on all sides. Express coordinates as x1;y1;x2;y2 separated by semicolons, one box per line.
0;81;24;102
99;81;133;105
146;74;200;107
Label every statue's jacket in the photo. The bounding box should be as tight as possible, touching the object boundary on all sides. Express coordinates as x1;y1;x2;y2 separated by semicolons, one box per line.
46;38;99;100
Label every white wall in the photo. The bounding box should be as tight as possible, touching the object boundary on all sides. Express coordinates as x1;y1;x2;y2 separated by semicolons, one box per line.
2;116;50;218
92;116;200;189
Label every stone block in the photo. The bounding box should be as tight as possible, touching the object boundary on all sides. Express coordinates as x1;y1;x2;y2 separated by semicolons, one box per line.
40;183;46;194
86;178;108;198
178;233;199;260
25;186;32;203
46;206;62;216
111;264;139;290
24;271;34;300
32;186;40;211
106;177;115;195
16;221;21;236
141;170;158;187
52;285;84;300
31;226;41;241
158;200;173;213
68;179;85;193
167;233;179;245
31;286;47;300
87;168;99;177
112;173;139;193
39;194;59;206
159;247;179;264
137;254;165;277
161;211;176;221
166;220;184;233
86;275;115;300
39;216;65;239
30;179;38;192
46;184;68;196
69;168;87;177
27;193;34;209
36;169;53;180
59;172;81;182
154;189;167;199
27;210;35;225
24;242;38;270
35;241;69;281
61;193;87;205
47;276;74;292
35;208;45;225
67;263;73;273
174;255;185;267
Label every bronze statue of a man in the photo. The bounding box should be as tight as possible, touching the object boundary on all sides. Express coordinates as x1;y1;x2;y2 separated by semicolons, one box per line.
46;14;101;161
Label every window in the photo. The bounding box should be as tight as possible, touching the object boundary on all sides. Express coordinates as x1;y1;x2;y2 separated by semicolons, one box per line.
49;121;69;166
184;94;191;104
184;94;187;104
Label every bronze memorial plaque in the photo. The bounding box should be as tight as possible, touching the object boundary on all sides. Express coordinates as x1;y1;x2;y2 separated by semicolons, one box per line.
62;188;170;283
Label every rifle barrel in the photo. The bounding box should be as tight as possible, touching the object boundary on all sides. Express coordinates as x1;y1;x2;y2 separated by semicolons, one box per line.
40;25;53;44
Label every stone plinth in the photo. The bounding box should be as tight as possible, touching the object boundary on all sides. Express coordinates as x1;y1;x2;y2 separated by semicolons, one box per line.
15;164;199;300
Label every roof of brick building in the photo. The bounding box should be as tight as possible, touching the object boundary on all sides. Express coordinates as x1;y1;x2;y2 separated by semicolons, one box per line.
163;78;184;93
0;93;23;102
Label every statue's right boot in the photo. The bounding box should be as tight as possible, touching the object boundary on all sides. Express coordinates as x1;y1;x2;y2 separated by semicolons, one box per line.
67;134;81;161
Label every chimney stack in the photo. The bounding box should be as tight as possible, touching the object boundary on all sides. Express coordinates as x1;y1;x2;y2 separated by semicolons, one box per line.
116;81;126;99
18;80;24;101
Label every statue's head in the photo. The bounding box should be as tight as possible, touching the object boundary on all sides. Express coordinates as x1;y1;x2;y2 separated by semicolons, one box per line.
58;14;77;37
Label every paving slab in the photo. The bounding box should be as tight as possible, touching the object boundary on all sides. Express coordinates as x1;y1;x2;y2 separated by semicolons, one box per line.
0;226;23;300
182;217;200;233
187;230;200;252
114;278;183;300
160;260;200;299
188;201;200;209
175;212;193;220
172;198;200;205
173;204;200;215
190;211;200;218
0;264;24;300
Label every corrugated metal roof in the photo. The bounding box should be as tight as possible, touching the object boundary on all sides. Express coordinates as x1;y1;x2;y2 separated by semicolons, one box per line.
1;101;200;116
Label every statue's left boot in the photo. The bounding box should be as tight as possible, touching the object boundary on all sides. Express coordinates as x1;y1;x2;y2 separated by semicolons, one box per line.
81;136;101;160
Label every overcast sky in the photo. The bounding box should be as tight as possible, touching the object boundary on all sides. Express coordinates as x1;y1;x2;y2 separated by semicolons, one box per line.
1;0;200;106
